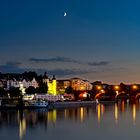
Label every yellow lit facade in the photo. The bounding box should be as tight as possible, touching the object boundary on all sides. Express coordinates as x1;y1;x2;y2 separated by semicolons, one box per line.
43;73;57;95
47;76;57;95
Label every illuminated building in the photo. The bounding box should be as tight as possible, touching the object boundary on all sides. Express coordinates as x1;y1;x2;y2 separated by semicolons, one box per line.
57;80;70;94
70;78;92;91
56;78;92;95
7;78;38;89
43;73;57;95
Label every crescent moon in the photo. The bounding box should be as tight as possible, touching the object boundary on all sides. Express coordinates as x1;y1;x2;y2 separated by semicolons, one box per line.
64;12;67;17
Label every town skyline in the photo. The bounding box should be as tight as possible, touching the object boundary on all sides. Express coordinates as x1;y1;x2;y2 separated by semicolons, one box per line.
0;71;140;85
1;0;140;83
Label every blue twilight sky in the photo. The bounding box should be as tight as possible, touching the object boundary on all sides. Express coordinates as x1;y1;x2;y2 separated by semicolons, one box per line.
1;0;140;83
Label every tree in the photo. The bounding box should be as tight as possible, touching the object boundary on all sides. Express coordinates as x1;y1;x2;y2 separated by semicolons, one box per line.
37;81;48;93
65;86;74;94
25;86;37;94
8;87;21;97
0;87;7;97
73;90;81;101
22;71;38;81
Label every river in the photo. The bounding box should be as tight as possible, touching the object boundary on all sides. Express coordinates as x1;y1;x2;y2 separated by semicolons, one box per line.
0;101;140;140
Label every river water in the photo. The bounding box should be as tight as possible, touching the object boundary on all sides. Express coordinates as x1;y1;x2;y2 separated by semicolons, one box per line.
0;101;140;140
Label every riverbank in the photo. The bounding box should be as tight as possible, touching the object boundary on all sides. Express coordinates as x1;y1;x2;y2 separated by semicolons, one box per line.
49;100;116;109
0;100;116;110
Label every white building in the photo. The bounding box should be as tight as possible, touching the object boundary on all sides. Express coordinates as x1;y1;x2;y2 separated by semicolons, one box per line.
7;78;38;89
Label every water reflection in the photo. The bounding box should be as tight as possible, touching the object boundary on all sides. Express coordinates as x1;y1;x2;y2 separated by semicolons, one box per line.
1;102;140;139
114;103;118;123
132;104;136;123
19;117;26;139
97;104;101;123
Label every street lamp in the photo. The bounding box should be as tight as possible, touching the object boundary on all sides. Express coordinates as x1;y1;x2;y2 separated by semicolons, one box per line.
114;85;120;96
132;85;138;90
97;85;102;90
114;85;120;91
101;89;105;94
19;83;26;95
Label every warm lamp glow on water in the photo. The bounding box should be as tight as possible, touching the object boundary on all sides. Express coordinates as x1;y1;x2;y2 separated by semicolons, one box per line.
1;102;140;140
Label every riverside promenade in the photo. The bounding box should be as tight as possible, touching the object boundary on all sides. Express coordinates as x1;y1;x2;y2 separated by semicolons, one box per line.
49;101;96;109
0;99;116;110
49;100;117;109
50;101;94;109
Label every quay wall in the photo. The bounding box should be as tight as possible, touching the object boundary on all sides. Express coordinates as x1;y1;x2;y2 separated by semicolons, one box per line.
50;101;96;109
50;100;116;109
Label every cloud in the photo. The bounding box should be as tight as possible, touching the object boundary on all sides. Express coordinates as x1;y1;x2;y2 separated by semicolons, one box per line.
88;61;109;66
29;57;80;64
0;58;110;79
0;61;93;76
0;62;23;73
29;57;110;67
46;69;92;76
6;62;21;67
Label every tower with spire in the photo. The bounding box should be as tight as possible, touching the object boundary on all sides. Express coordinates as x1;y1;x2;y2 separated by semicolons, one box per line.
43;72;57;95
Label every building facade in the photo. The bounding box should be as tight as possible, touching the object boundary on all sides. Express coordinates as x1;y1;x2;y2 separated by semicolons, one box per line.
70;78;92;91
43;74;57;95
7;78;38;89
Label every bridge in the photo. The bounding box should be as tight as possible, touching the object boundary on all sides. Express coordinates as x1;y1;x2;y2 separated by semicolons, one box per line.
94;91;140;101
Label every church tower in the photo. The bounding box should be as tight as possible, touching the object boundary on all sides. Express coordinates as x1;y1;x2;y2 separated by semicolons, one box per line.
45;74;57;95
52;75;57;95
43;72;49;84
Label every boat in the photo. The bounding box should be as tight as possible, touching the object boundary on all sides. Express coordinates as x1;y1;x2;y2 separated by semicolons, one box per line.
24;99;48;108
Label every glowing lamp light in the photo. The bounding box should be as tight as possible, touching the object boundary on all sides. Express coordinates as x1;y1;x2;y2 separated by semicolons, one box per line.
101;89;105;94
80;86;84;90
19;83;26;95
114;85;120;91
132;85;138;90
83;93;87;98
97;86;102;90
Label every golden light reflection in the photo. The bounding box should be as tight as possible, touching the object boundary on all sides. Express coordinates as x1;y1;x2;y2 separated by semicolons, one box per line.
80;107;84;122
64;109;67;119
101;104;105;116
115;104;118;123
48;110;57;123
17;110;20;122
19;118;26;140
97;104;101;123
121;101;125;113
132;104;136;123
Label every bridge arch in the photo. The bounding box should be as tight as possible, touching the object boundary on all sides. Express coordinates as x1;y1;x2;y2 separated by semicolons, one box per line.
135;93;140;99
115;92;128;99
95;93;104;99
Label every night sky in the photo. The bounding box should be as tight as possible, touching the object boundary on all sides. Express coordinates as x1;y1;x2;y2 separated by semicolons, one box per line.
1;0;140;83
